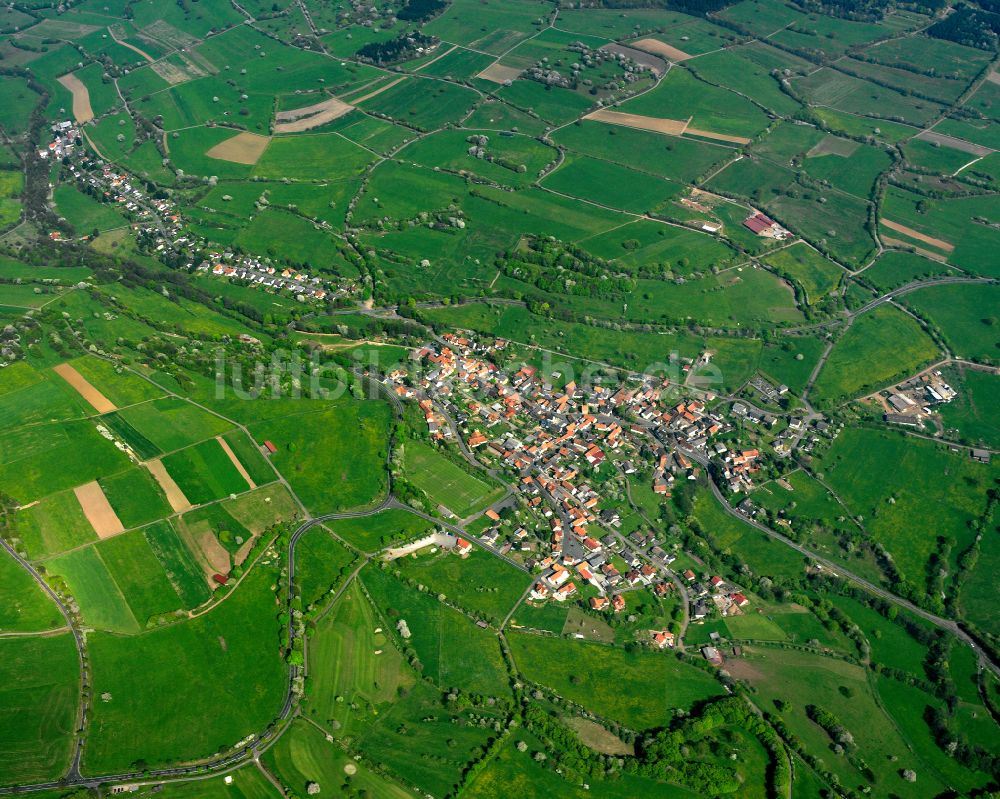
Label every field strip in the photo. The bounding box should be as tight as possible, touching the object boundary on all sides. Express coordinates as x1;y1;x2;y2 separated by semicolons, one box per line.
881;219;954;252
53;362;116;413
74;480;125;539
273;97;354;133
684;127;752;145
477;62;524;84
216;436;256;490
146;458;192;513
414;43;457;72
986;71;1000;86
348;76;408;105
57;73;94;124
629;37;692;62
915;129;992;156
881;235;950;263
205;131;271;165
584;108;689;136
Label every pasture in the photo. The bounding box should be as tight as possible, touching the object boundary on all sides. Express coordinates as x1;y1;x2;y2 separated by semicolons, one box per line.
0;550;63;632
811;305;940;405
327;508;433;552
363;566;510;696
264;720;414;799
83;563;286;773
903;282;1000;362
391;545;529;623
508;632;723;729
244;399;391;514
817;427;996;591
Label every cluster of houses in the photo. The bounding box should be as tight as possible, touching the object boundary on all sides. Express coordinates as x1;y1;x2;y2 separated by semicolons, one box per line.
684;571;750;620
204;259;334;301
58;139;349;304
38;121;80;161
880;369;959;428
382;330;773;639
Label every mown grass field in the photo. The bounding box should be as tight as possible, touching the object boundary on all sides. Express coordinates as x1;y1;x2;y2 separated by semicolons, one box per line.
403;441;502;518
0;550;63;632
0;634;78;785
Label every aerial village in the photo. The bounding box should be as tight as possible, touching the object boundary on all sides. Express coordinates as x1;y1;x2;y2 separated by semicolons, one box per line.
380;330;797;661
51;123;350;303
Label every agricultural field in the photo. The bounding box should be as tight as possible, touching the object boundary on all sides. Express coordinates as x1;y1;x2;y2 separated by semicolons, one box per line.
0;0;998;795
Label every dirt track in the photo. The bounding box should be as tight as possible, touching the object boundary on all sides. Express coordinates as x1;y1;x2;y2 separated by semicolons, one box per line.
57;74;94;124
74;481;125;538
53;363;116;413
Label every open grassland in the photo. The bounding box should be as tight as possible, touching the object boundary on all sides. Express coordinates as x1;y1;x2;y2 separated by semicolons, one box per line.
293;527;356;610
0;634;78;786
727;646;964;798
391;546;528;624
327;508;433;552
117;397;234;454
811;305;940;405
509;632;723;729
242;399;391;515
692;489;809;583
304;581;413;734
14;489;97;559
0;419;132;505
98;466;171;528
764;244;843;305
403;441;502;518
862;251;955;291
363;566;510;696
882;187;1000;277
904;283;1000;362
353;678;507;797
83;563;285;773
68;356;163;406
264;719;415;799
622;69;769;139
0;550;63;632
425;0;550;54
817;427;997;591
937;368;1000;448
